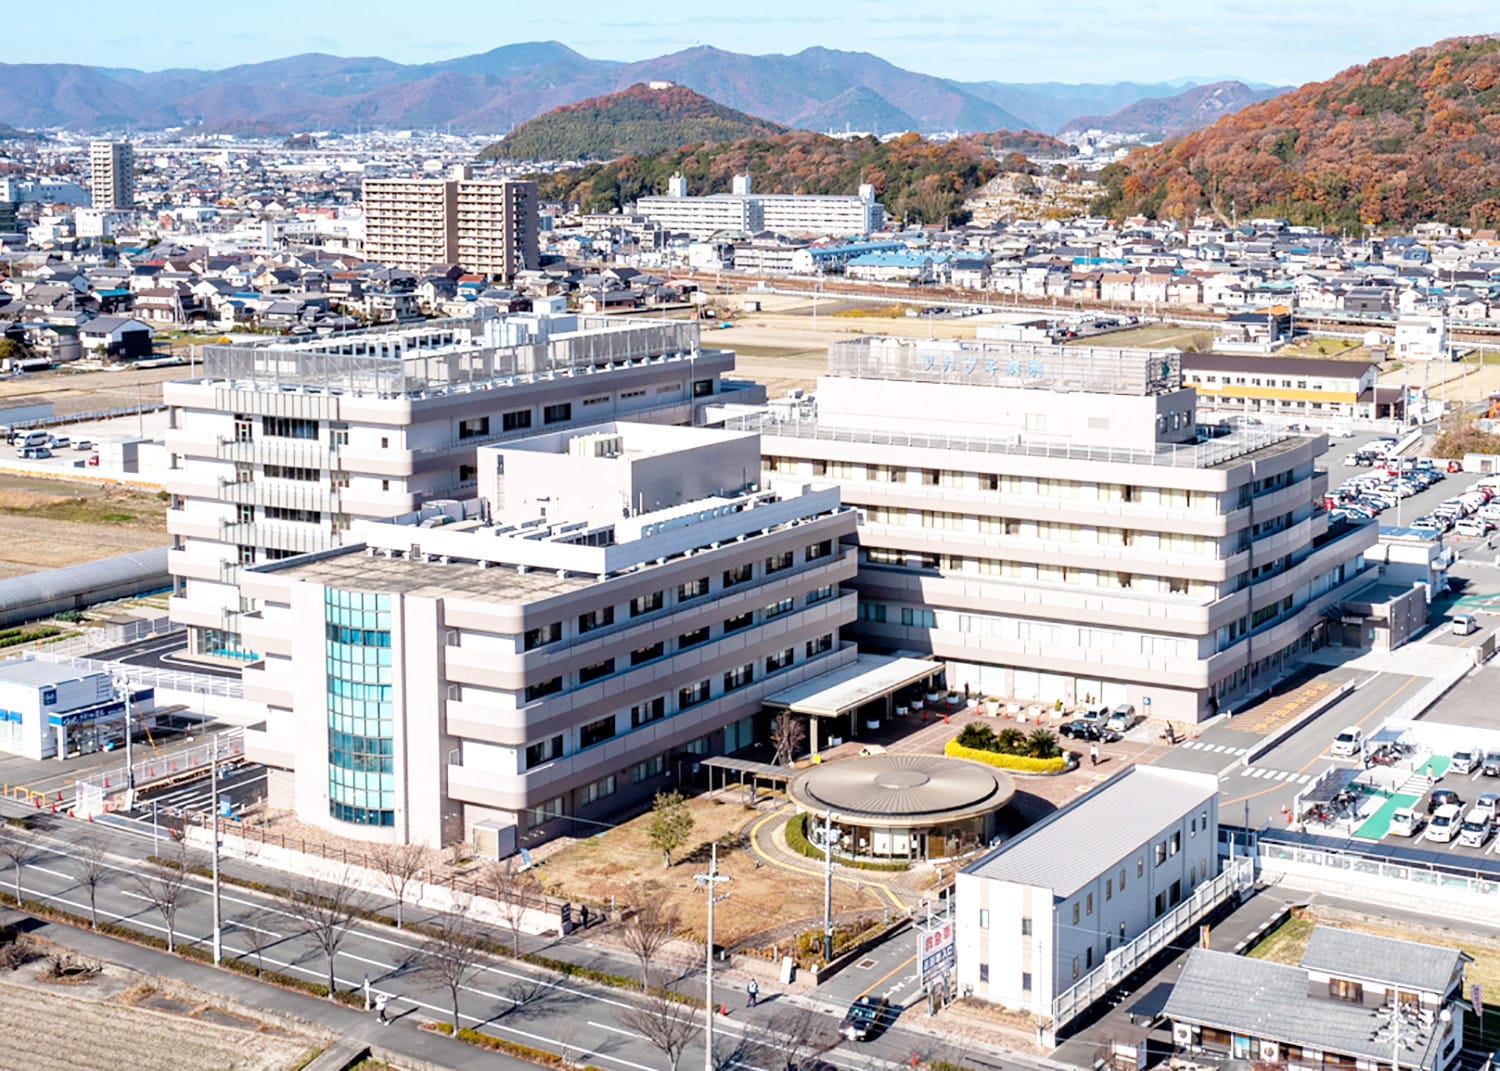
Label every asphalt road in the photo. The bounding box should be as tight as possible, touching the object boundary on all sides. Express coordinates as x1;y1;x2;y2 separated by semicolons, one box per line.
87;630;242;678
0;800;1018;1071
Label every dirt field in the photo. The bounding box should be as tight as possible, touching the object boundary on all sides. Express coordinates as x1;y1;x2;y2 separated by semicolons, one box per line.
0;972;313;1071
0;364;184;419
0;475;167;578
1067;324;1213;351
531;794;888;947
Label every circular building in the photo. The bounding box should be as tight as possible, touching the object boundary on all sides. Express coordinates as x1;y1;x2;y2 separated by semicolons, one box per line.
788;753;1014;862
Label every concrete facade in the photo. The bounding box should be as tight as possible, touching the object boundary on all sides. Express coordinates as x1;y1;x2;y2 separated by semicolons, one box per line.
362;178;539;281
88;142;134;211
745;336;1377;722
238;423;857;849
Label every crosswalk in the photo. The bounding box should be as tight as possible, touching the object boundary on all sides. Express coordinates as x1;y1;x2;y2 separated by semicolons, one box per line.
1236;767;1314;784
1178;741;1248;755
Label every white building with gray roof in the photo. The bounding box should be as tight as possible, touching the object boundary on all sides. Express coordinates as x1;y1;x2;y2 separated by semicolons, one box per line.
1164;926;1467;1071
955;764;1219;1016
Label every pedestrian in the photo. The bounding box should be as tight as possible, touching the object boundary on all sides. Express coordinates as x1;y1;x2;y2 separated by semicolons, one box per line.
375;993;389;1025
747;979;759;1008
1089;743;1099;767
581;903;591;929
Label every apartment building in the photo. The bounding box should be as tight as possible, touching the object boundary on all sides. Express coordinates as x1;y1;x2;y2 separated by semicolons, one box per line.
741;336;1377;723
88;142;134;211
163;308;762;662
637;173;885;241
956;765;1219;1017
238;422;857;847
362;177;538;281
1182;353;1380;423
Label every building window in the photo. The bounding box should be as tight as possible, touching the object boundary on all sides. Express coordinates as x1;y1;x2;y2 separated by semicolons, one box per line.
578;658;614;684
678;626;710;650
1072;903;1080;925
979;909;990;930
1021;917;1032;936
1169;831;1181;856
858;602;887;624
805;633;833;657
723;663;754;692
1086;893;1093;915
580;774;616;805
458;416;490;439
630;591;664;617
523;622;561;651
1120;867;1126;891
525;677;563;702
765;551;794;575
979;963;989;983
1155;841;1168;866
525;734;563;769
631;642;665;666
543;402;572;425
723;611;753;634
578;606;614;634
764;597;795;619
900;607;936;628
1022;972;1032;992
765;647;794;673
805;539;833;561
579;715;616;749
502;410;532;432
1072;957;1079;980
678;679;711;709
631;697;666;727
677;577;709;601
632;755;666;783
722;563;753;588
264;416;319;439
1106;878;1113;901
526;796;564;826
805;585;836;605
1137;856;1144;877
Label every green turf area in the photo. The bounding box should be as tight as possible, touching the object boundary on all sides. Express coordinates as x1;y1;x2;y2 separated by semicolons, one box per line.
1417;755;1451;780
1354;792;1420;840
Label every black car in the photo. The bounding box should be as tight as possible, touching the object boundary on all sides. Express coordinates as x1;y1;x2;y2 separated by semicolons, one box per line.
840;995;891;1042
1428;788;1464;814
1059;720;1121;743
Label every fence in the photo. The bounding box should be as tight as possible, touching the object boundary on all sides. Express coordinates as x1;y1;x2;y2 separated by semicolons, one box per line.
29;651;243;699
3;403;168;431
73;727;246;808
39;618;178;658
1049;856;1253;1035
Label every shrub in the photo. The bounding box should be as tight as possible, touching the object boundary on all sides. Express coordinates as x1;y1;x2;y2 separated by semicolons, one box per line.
1026;729;1061;759
945;738;1067;773
425;1022;604;1070
783;814;910;871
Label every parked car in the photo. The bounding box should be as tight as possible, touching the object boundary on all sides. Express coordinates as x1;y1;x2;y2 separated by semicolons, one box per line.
1453;747;1483;775
1389;808;1424;837
1459;808;1494;849
839;996;891;1042
1059;720;1121;743
18;446;51;459
1428;788;1465;814
1105;708;1137;733
1475;793;1500;824
1425;803;1463;843
1453;615;1479;637
72;439;92;451
1483;752;1500;777
1331;726;1365;757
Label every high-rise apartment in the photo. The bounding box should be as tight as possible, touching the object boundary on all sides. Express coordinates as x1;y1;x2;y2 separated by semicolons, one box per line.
163;307;763;662
637;174;885;240
239;423;857;847
88;141;134;211
361;177;538;280
739;336;1377;723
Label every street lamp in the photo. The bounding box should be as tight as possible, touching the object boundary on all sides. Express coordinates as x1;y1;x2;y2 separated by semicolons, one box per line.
114;676;134;811
209;732;223;965
693;841;730;1071
822;811;840;962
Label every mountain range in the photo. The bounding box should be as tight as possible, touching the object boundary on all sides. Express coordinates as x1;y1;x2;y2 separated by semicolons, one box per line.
1059;81;1288;138
0;42;1264;139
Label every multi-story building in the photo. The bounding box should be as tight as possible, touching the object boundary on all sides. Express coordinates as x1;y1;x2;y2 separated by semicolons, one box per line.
637;174;885;241
88;141;135;211
956;765;1220;1019
1182;353;1381;423
740;336;1377;723
238;422;857;847
163;308;763;662
362;178;539;281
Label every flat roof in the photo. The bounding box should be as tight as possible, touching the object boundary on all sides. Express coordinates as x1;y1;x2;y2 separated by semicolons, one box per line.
277;552;593;604
962;765;1218;898
763;654;940;718
0;658;101;688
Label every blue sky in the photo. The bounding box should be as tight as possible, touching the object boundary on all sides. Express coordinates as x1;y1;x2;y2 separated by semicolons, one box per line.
15;1;1496;85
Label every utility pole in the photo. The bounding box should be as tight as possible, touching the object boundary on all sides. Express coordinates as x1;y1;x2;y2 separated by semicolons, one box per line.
694;842;730;1071
823;810;840;962
210;732;222;965
118;677;134;810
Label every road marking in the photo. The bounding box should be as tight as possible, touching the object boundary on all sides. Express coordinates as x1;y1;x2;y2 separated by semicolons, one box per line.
855;951;916;1001
588;1020;645;1040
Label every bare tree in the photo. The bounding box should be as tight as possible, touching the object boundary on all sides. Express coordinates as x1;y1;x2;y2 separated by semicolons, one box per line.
235;909;279;977
132;851;188;952
70;839;109;930
419;897;488;1033
370;842;429;928
622;991;701;1071
769;711;806;767
287;870;367;1000
0;827;37;906
755;1005;840;1071
620;883;678;990
484;859;541;958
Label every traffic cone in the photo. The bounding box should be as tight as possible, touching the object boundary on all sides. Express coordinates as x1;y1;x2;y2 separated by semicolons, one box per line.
943;713;950;724
86;813;92;823
719;1002;728;1016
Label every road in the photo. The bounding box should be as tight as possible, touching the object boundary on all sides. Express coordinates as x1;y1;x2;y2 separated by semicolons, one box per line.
87;630;242;678
0;799;1027;1071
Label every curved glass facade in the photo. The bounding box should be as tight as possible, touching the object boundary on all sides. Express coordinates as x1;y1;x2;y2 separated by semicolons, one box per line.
324;588;395;826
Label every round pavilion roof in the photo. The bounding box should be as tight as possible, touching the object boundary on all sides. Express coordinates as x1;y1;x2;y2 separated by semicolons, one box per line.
788;753;1014;828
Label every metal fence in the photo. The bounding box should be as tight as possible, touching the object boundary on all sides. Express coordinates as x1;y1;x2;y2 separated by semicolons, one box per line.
1049;856;1254;1032
2;403;168;431
39;617;177;658
29;651;243;699
73;727;246;807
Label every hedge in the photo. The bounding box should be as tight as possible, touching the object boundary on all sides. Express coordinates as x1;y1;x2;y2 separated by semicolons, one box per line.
425;1022;603;1070
783;813;911;872
944;738;1068;773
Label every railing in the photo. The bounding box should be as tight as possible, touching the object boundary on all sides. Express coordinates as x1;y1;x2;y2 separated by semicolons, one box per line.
73;727;246;805
36;617;178;658
735;412;1290;470
1049;856;1253;1031
29;652;243;699
1;403;168;431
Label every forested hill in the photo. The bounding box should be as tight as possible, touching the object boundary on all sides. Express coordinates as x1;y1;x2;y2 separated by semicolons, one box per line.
480;84;786;161
526;130;1001;225
1089;35;1500;230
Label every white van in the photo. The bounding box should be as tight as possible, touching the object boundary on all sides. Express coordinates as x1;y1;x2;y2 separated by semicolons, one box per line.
1425;804;1463;844
1453;614;1479;636
1459;808;1493;848
15;430;48;453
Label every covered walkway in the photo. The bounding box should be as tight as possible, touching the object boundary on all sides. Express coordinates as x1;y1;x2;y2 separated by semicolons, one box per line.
763;653;942;755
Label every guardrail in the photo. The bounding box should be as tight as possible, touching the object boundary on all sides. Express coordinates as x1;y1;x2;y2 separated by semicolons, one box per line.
29;651;243;699
3;403;168;431
73;727;246;808
1241;679;1358;766
37;618;178;658
1048;856;1253;1036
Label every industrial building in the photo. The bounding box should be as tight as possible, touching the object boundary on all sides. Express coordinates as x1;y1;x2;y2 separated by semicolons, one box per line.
741;336;1377;722
238;422;857;848
163;305;764;662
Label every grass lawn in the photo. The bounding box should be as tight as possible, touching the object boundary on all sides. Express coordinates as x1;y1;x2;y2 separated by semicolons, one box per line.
534;796;888;946
1280;336;1372;360
1246;912;1315;963
1067;325;1213;351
